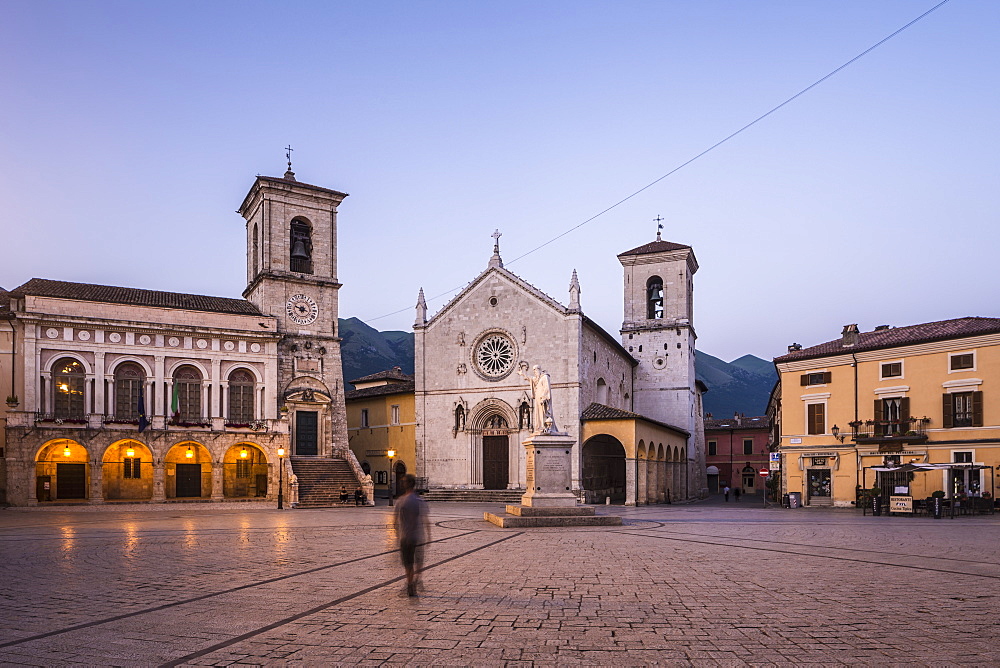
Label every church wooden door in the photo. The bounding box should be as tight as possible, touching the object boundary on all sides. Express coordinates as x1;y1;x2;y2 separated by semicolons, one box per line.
482;436;509;490
295;411;318;456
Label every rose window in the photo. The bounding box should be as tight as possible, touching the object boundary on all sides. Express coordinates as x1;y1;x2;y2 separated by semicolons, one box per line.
475;333;514;378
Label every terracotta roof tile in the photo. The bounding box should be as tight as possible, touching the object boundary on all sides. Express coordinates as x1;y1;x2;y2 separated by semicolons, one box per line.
345;381;414;400
348;366;414;385
11;278;263;316
704;416;770;431
775;317;1000;363
618;238;691;257
581;402;690;436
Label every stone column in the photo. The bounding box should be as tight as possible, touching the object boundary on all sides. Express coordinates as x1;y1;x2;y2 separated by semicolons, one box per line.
90;459;104;504
625;457;637;506
211;461;224;501
152;457;166;502
636;457;647;506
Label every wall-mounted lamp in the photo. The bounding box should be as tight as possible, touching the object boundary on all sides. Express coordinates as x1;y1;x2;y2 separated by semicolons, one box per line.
831;425;845;443
185;446;194;459
63;445;71;457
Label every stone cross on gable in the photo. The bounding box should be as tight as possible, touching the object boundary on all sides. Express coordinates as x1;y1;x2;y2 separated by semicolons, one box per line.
492;229;501;247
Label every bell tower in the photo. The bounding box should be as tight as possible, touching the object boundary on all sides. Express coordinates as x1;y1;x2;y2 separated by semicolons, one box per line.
238;161;350;458
618;232;699;436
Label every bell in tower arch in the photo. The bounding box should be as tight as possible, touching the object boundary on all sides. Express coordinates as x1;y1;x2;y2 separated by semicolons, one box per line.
289;219;313;273
291;238;309;260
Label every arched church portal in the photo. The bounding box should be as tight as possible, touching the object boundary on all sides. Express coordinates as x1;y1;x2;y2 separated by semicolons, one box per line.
582;435;626;504
480;414;510;490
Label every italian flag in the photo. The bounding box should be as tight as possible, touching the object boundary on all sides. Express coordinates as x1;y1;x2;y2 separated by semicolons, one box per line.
171;382;180;419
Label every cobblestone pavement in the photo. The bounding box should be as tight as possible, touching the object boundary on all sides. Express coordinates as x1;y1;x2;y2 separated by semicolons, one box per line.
1;497;998;667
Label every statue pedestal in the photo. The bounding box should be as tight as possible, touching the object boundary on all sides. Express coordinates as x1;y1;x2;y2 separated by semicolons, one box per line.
484;431;622;527
520;432;578;508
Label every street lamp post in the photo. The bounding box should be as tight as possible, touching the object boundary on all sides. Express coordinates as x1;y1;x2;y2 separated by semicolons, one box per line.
277;446;285;510
387;449;396;507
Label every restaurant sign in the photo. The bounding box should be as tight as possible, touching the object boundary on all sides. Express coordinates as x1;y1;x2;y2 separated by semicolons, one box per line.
889;496;913;514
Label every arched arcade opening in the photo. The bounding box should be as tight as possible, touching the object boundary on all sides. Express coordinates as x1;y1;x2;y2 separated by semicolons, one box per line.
582;434;626;504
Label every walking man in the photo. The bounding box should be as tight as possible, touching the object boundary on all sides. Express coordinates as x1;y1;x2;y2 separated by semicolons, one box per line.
723;485;730;502
393;473;430;597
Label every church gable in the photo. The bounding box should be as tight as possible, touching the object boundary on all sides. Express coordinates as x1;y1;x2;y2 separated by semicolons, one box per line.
425;266;568;329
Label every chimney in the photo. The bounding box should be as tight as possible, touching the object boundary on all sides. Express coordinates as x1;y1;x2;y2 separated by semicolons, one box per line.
874;325;889;331
787;343;802;353
841;324;860;347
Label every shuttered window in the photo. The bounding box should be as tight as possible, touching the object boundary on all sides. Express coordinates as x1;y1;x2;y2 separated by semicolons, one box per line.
881;362;902;378
807;404;825;435
945;391;983;428
950;353;974;370
801;372;831;386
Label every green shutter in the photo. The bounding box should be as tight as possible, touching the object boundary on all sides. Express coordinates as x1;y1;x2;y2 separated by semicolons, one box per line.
874;398;883;422
823;371;832;384
972;391;984;427
800;374;808;386
899;397;910;423
942;393;953;429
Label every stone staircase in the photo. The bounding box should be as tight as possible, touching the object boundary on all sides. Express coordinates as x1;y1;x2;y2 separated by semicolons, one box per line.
290;457;364;508
421;489;526;503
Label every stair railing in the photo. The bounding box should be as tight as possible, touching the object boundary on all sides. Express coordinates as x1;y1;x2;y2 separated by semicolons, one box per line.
342;448;375;506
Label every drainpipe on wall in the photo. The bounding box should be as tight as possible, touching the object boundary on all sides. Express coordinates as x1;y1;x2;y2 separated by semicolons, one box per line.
852;352;859;500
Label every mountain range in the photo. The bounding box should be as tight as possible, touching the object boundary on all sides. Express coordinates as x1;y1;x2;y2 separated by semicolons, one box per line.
339;318;776;416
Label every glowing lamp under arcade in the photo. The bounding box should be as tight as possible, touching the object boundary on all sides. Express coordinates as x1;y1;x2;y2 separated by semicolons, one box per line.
185;446;194;459
240;447;248;458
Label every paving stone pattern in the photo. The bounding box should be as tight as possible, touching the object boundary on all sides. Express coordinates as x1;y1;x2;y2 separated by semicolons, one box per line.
0;497;998;666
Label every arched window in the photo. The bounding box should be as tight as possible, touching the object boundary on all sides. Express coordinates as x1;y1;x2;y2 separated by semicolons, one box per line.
114;363;145;419
289;218;313;274
646;276;664;319
52;358;85;418
172;366;202;422
228;369;255;423
596;378;608;405
251;223;259;276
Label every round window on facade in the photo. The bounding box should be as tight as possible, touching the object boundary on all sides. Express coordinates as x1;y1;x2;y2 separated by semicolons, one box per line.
489;296;499;307
473;330;516;380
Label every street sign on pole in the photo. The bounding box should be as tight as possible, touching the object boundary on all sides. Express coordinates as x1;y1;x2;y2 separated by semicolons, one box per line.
758;467;769;478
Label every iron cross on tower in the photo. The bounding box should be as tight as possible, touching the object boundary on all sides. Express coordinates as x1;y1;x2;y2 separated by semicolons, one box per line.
285;145;294;171
654;215;663;240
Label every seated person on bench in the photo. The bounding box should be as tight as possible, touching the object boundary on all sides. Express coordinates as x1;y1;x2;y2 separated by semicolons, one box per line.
339;486;349;503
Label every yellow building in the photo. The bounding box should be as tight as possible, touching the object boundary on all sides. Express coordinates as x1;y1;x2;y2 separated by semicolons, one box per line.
345;367;415;499
772;318;1000;508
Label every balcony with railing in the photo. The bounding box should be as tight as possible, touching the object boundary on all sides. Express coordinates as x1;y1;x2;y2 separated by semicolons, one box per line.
849;417;930;446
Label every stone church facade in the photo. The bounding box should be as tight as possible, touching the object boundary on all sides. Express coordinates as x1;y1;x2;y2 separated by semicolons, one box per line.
0;168;369;506
414;234;707;505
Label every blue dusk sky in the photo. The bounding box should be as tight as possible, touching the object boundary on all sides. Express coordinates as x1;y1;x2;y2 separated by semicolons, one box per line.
1;1;996;363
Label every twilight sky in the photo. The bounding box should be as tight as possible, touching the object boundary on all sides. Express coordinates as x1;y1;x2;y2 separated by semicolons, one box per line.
1;0;996;362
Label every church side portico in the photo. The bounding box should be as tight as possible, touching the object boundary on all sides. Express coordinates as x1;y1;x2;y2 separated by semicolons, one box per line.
581;404;690;505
